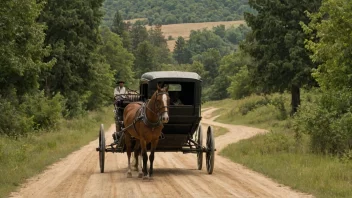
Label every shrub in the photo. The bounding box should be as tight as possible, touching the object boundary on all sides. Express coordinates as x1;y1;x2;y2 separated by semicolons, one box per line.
237;94;270;115
261;131;295;154
20;91;65;130
269;93;289;120
294;89;352;155
0;98;33;137
227;65;253;99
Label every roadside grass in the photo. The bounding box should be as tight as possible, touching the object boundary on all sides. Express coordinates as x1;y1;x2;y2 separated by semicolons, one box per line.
204;92;352;198
0;107;114;197
212;126;229;137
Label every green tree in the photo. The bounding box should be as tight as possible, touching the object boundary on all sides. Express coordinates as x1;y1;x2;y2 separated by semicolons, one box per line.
111;10;124;36
188;61;208;80
213;25;226;38
0;0;65;136
193;48;221;86
303;0;352;90
130;21;149;52
134;41;156;78
0;0;51;97
102;0;252;25
39;0;107;116
227;65;252;99
110;10;132;51
148;24;172;65
187;29;233;56
293;0;352;155
212;50;252;100
173;36;192;64
99;26;134;88
243;0;321;114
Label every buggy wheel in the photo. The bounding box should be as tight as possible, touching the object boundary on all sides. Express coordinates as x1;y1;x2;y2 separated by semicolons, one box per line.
206;126;215;174
99;124;106;173
197;125;203;170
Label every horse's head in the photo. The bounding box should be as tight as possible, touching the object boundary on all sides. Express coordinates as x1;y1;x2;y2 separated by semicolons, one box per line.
153;83;170;123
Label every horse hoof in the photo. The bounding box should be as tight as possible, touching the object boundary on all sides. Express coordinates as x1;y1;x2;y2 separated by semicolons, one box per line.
138;173;143;178
127;172;132;178
143;175;149;180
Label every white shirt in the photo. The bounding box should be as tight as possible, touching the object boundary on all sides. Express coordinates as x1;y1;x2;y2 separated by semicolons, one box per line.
114;86;126;98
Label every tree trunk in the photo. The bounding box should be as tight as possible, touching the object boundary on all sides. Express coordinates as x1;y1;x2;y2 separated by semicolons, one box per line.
291;84;300;116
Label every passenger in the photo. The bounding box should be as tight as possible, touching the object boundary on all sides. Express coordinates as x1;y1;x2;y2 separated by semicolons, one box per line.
171;92;183;105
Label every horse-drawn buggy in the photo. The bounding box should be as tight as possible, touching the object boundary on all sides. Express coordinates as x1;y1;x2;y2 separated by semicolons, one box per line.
96;71;215;179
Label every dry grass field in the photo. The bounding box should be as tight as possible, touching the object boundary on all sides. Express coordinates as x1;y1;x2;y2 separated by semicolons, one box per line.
125;19;246;52
151;20;246;51
124;18;148;23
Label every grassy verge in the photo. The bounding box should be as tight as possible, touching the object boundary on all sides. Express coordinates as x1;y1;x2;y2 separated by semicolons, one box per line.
212;126;229;137
0;107;114;197
204;93;352;198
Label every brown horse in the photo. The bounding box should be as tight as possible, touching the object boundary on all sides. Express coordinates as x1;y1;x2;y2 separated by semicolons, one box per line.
123;83;170;179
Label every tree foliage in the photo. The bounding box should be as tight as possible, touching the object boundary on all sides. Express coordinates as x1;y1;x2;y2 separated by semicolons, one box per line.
103;0;255;25
215;50;253;100
0;0;62;136
39;0;110;116
0;0;50;97
302;0;352;91
171;25;250;100
173;37;191;64
100;26;134;85
294;0;352;155
242;0;321;113
134;41;157;78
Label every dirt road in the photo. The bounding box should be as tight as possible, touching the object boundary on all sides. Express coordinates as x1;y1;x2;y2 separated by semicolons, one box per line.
10;108;313;198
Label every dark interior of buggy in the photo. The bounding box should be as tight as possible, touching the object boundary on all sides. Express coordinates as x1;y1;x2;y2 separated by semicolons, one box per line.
140;81;196;106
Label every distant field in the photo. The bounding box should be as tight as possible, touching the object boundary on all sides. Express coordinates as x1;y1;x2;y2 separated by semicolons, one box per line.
124;18;148;23
123;19;246;51
147;20;246;51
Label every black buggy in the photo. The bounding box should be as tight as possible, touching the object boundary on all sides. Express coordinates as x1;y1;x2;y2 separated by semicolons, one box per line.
97;71;216;174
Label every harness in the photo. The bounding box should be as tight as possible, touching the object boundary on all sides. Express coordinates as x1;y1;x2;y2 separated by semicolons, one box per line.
123;91;169;134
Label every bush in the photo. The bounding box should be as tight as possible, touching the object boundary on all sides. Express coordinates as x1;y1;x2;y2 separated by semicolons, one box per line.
20;91;65;130
227;65;253;99
261;131;295;154
237;94;270;115
0;98;33;137
0;91;65;137
294;89;352;155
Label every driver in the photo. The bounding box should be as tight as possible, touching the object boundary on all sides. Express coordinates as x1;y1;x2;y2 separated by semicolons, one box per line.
113;80;126;143
114;80;127;121
114;80;127;100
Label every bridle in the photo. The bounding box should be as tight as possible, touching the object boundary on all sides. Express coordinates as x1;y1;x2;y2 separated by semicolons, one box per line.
146;90;169;117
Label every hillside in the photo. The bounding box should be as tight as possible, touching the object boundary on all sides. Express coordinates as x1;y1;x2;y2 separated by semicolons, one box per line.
103;0;255;25
145;20;246;51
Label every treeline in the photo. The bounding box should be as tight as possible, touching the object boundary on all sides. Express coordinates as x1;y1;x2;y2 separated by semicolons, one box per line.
0;0;132;136
103;0;255;25
110;10;251;101
169;24;251;101
0;2;249;137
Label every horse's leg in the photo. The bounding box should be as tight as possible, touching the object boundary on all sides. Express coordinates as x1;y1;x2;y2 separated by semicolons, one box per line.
138;150;143;178
140;139;148;179
133;141;140;171
149;139;159;179
125;133;132;178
